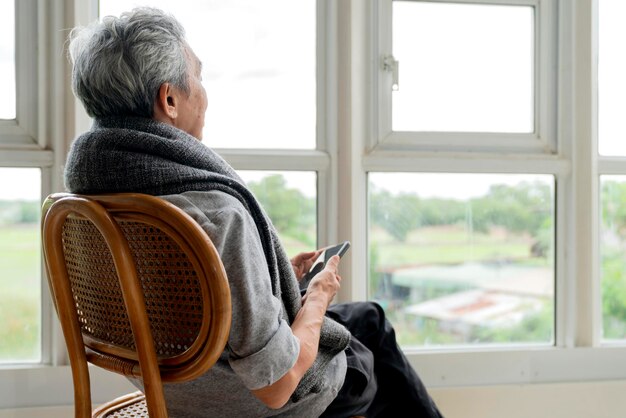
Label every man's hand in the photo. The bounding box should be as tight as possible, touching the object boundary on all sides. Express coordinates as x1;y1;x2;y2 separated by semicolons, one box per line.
301;255;341;307
290;249;323;281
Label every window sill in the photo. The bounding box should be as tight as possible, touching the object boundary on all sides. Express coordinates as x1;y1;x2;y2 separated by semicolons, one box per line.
408;345;626;388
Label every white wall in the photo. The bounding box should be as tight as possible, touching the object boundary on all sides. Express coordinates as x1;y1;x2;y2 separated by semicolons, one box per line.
430;381;626;418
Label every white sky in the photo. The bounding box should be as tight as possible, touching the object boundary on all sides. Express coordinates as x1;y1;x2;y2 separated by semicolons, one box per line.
392;2;533;133
0;0;15;120
0;168;41;200
369;172;553;199
100;0;316;150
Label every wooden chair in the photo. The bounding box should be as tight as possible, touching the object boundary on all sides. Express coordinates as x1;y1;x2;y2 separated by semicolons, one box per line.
41;193;231;417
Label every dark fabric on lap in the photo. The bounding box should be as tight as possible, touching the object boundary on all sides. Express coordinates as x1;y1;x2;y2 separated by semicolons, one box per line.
322;302;445;418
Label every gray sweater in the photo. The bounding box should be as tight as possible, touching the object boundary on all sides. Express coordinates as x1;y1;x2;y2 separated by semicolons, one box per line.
156;191;347;417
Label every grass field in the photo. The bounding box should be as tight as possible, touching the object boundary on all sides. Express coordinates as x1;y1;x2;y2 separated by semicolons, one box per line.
0;224;41;362
370;224;537;268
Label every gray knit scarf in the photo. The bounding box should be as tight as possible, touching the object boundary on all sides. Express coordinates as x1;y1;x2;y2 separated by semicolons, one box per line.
64;116;351;400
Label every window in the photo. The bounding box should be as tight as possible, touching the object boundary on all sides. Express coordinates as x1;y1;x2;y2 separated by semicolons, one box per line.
0;0;53;368
391;2;533;133
368;173;555;347
599;1;626;342
375;0;557;153
598;1;626;156
0;0;16;120
239;171;318;257
367;0;559;354
0;168;41;363
601;176;626;340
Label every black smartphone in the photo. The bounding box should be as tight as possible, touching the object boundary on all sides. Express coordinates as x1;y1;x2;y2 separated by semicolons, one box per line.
299;241;351;291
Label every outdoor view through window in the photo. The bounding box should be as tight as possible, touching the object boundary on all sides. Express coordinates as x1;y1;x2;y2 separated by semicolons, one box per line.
0;169;41;362
368;173;555;347
599;1;626;341
0;0;41;363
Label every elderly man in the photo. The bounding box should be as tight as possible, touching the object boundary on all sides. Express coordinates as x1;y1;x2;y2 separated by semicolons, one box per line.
65;7;444;418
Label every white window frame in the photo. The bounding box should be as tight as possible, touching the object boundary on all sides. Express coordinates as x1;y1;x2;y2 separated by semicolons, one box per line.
0;0;60;371
372;0;558;154
337;0;624;389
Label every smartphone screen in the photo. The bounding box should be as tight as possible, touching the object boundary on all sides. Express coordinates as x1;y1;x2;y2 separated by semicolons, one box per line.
299;241;351;291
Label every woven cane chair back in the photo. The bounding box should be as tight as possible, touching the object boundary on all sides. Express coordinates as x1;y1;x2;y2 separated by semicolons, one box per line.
42;193;231;418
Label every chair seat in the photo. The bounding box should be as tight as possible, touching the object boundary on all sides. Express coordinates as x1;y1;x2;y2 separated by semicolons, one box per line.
93;391;148;417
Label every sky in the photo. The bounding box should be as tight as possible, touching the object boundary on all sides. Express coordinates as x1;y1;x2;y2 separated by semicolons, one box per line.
0;0;15;120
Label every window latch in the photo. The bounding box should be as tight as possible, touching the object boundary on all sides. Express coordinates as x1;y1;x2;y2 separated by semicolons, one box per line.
382;55;399;91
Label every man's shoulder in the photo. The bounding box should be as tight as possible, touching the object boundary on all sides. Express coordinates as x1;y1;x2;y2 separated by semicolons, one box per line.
159;190;252;227
160;189;242;210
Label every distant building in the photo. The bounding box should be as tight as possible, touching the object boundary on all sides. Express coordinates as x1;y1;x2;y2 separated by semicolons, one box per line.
389;262;552;336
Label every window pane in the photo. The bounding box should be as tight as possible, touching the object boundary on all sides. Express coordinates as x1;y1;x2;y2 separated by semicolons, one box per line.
598;1;626;156
239;171;317;257
600;176;626;339
99;1;316;149
0;0;16;120
392;2;534;133
0;168;41;363
368;173;554;347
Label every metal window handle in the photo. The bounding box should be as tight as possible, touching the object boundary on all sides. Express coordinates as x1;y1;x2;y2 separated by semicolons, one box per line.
382;55;399;91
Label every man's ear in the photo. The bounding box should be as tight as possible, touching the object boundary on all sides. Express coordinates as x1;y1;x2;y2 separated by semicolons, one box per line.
153;83;178;122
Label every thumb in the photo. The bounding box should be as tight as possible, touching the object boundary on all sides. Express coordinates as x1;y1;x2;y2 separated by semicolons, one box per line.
325;255;341;272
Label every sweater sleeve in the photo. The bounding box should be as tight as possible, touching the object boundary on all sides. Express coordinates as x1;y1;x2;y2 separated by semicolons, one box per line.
160;191;300;390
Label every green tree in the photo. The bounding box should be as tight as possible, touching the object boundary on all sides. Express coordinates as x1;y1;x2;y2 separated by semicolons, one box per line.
247;174;316;246
369;181;552;244
470;181;552;237
19;201;40;223
599;180;626;337
0;200;40;225
601;249;626;338
369;188;424;242
602;180;626;236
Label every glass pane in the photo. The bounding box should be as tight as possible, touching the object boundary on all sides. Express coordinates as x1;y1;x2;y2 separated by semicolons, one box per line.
368;173;554;348
239;171;317;257
598;1;626;156
99;1;316;149
601;176;626;339
0;168;41;362
0;0;16;120
392;2;534;133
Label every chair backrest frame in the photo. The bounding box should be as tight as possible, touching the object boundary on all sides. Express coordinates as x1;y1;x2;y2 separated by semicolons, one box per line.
42;193;231;418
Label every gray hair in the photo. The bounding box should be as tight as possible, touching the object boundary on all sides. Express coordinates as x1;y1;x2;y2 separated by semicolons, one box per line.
68;7;190;118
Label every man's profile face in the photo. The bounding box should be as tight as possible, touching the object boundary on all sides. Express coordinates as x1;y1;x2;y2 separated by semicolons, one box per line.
174;48;208;140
